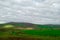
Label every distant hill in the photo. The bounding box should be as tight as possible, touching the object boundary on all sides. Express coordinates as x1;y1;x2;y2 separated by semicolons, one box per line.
3;22;37;28
0;22;60;28
37;24;60;28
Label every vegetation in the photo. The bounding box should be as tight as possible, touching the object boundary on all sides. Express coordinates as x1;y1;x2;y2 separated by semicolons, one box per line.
0;28;60;40
0;22;60;29
0;22;60;40
3;25;14;28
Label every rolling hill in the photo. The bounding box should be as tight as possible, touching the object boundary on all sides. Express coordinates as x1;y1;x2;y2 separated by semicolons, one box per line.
0;22;60;29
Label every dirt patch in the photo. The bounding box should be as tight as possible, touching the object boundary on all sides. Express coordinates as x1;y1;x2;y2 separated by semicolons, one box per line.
0;37;42;40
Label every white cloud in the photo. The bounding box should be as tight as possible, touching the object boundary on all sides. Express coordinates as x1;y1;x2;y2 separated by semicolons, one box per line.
0;0;60;24
0;21;7;24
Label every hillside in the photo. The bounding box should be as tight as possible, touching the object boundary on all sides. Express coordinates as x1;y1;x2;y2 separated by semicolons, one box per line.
0;22;60;29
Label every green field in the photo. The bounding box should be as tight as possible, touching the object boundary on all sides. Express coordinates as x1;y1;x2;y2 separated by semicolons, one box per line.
0;28;60;40
19;30;60;36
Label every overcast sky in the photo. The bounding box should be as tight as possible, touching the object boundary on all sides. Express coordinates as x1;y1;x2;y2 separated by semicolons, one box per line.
0;0;60;24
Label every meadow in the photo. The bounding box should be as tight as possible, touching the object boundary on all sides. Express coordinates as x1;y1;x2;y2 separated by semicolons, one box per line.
0;22;60;40
0;28;60;40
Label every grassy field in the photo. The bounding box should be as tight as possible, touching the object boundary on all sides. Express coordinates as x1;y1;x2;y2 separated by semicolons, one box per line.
0;28;60;40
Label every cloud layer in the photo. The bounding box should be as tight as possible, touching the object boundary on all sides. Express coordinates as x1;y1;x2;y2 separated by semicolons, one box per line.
0;0;60;24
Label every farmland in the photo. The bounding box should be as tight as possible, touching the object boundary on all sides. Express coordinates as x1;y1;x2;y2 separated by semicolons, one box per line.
0;22;60;40
0;28;60;40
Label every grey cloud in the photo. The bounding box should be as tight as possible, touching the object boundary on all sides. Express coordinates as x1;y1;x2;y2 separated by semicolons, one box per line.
0;0;60;24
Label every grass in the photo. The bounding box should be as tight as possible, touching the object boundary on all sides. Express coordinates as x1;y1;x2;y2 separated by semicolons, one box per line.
20;30;60;36
0;28;60;40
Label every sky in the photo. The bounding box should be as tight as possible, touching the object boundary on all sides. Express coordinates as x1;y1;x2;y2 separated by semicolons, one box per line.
0;0;60;24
